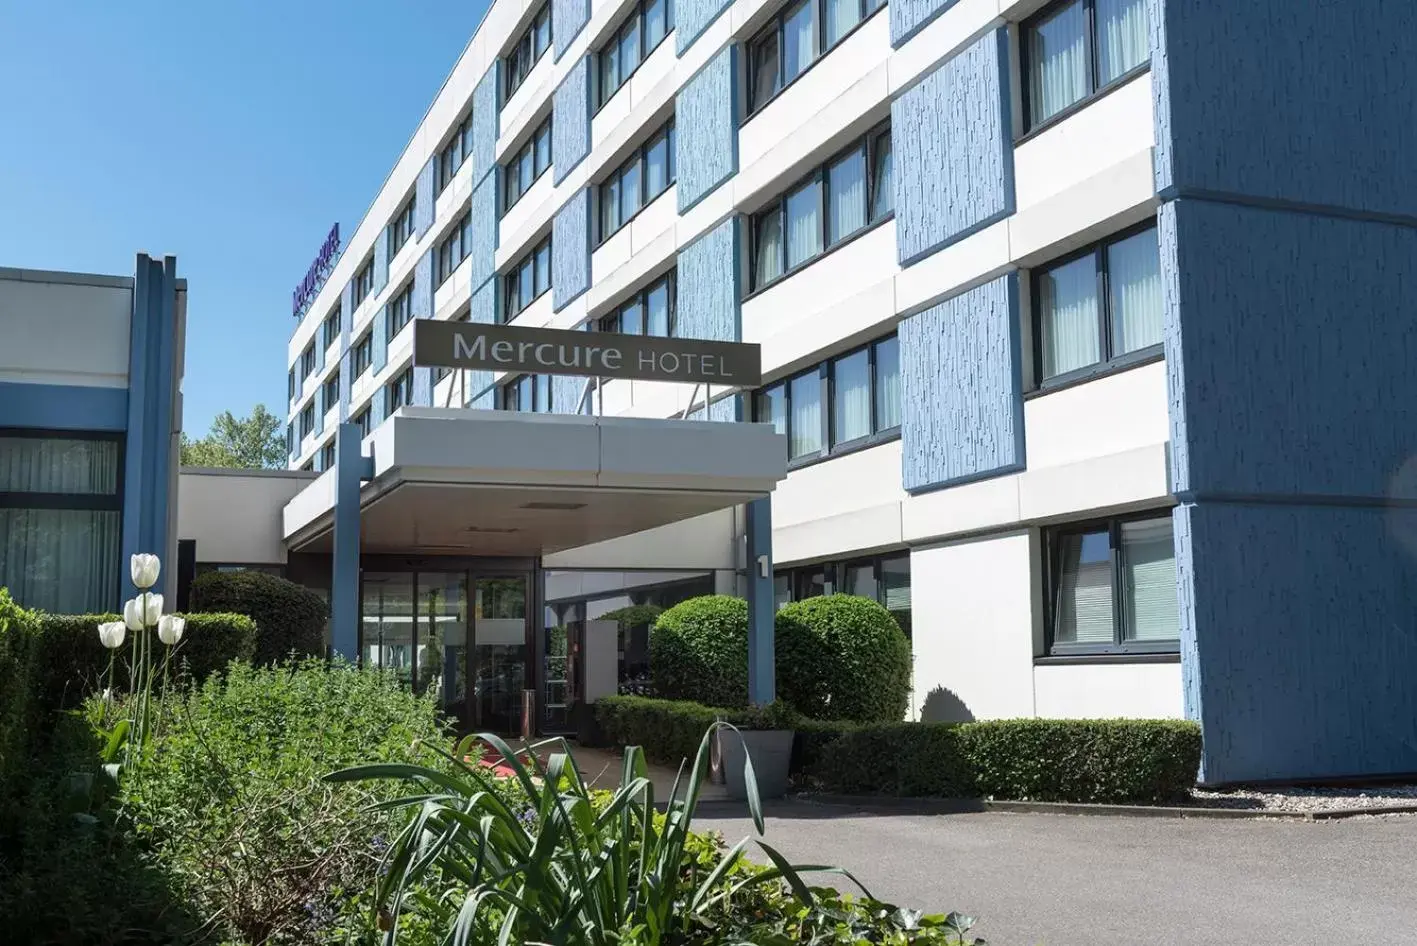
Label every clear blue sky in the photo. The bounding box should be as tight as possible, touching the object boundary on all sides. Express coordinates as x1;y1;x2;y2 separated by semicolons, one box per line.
0;0;487;436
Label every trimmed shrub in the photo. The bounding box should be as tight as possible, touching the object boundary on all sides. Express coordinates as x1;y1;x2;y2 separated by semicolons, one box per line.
959;718;1202;804
0;590;40;798
812;718;1201;803
25;612;256;714
775;595;912;723
188;570;327;664
595;695;794;768
597;603;664;630
649;595;750;708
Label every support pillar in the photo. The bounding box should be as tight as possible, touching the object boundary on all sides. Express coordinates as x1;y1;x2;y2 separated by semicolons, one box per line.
331;423;369;661
745;497;774;706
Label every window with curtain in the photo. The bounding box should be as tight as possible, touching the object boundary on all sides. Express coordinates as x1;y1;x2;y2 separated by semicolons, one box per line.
503;237;551;319
749;122;891;291
752;332;900;464
1024;0;1150;130
354;258;374;307
831;348;870;445
869;131;892;220
437;115;473;193
596;0;674;107
388;196;416;258
386;282;414;338
437;212;472;284
597;119;675;243
598;272;675;337
503;116;553;213
1049;514;1177;652
499;373;554;412
0;433;122;614
1035;223;1162;385
748;0;885;113
386;368;413;414
506;3;552;100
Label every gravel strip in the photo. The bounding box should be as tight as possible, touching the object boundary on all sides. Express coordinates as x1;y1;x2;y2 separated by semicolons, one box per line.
1187;784;1417;812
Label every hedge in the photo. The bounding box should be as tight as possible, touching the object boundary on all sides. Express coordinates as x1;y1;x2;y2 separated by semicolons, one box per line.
188;570;327;664
775;595;911;723
596;696;1202;804
649;596;750;708
594;695;794;768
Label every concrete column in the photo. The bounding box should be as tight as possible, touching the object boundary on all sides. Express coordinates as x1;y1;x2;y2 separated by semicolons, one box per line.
745;497;774;706
331;423;367;661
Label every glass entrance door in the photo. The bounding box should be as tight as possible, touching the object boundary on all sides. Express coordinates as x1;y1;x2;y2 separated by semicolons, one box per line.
418;572;469;729
472;576;529;733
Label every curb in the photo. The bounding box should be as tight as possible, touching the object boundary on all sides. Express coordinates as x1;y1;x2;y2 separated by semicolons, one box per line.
790;794;1417;822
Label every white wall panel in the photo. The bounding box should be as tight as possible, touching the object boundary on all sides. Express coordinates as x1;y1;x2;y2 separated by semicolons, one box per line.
179;471;316;564
1033;662;1184;719
1024;361;1169;470
0;277;132;387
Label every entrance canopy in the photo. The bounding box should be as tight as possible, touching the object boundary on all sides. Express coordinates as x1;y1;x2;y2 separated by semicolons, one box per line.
282;408;787;557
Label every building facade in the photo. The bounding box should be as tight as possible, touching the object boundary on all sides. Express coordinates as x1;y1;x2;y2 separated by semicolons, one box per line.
0;258;185;612
264;0;1417;784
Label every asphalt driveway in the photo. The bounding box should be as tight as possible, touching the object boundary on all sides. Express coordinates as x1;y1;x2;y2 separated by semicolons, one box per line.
695;802;1417;946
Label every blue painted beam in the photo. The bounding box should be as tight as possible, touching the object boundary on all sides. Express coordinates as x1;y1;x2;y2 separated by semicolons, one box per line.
0;381;127;431
745;497;775;706
331;422;371;661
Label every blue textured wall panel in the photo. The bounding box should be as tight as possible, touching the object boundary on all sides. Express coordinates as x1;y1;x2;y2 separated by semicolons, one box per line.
552;189;590;311
465;279;498;408
372;227;389;296
411;250;435;406
471;67;500;184
891;0;962;47
675;47;737;212
467;174;499;291
121;254;179;604
415;159;436;237
1177;501;1417;784
892;28;1013;265
899;274;1022;492
553;0;590;59
337;351;352;421
675;218;740;342
1152;0;1417;220
1161;200;1417;501
553;57;591;183
709;394;740;422
676;0;731;54
552;374;586;414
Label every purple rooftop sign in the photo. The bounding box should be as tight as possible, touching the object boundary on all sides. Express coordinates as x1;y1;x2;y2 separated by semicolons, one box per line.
292;223;341;318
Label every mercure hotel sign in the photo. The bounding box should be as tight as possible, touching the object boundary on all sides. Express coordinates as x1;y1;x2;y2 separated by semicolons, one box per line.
414;320;762;386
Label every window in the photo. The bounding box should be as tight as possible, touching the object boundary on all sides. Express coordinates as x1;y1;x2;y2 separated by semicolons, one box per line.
747;0;885;114
320;441;336;471
1046;513;1178;653
353;258;375;307
774;553;911;636
597;0;672;107
506;3;552;99
503;237;551;319
300;343;316;380
386;282;414;339
299;402;315;438
353;406;372;438
385;367;413;415
1022;0;1149;131
503;116;553;212
0;432;122;613
321;306;341;350
499;373;553;413
598;121;675;242
599;271;675;336
753;332;899;462
437;114;474;193
389;196;417;258
287;368;296;402
321;375;339;413
749;124;891;291
1034;223;1162;386
437;212;472;285
352;331;374;378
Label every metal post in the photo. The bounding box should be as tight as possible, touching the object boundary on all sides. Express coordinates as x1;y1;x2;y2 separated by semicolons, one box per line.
745;497;775;705
521;689;536;743
331;423;366;661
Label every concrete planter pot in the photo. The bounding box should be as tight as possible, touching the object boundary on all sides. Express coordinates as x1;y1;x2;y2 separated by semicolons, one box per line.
716;729;794;801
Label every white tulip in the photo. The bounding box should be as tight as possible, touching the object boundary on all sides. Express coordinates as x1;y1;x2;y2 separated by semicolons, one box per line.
130;553;160;590
98;621;126;649
158;614;185;646
123;598;145;631
144;594;164;626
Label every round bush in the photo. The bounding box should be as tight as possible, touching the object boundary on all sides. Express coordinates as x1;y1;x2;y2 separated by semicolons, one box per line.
649;596;749;708
188;571;328;665
774;595;911;723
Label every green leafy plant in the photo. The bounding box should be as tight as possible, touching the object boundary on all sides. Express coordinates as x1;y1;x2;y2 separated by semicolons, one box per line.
119;658;452;944
188;569;328;664
328;724;895;946
649;595;752;708
595;695;798;768
775;595;912;723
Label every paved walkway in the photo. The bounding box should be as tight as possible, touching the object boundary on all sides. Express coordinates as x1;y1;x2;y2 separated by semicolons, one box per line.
694;802;1417;946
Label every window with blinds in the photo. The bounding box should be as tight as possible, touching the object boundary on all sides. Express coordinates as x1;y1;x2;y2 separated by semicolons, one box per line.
1048;513;1178;653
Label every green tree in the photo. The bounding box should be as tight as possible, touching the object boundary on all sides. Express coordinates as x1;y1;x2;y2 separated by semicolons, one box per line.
180;404;286;469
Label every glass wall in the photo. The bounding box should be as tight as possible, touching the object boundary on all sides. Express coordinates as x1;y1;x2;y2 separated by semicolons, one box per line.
775;553;911;637
473;577;528;732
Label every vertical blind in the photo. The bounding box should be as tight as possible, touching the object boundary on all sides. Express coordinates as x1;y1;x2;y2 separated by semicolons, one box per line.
0;436;121;614
874;336;901;429
1107;227;1163;355
755;214;784;285
831;349;871;444
785;181;822;269
1121;518;1178;641
789;373;822;457
1039;254;1100;378
1097;0;1149;83
827;149;866;243
1055;530;1114;644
